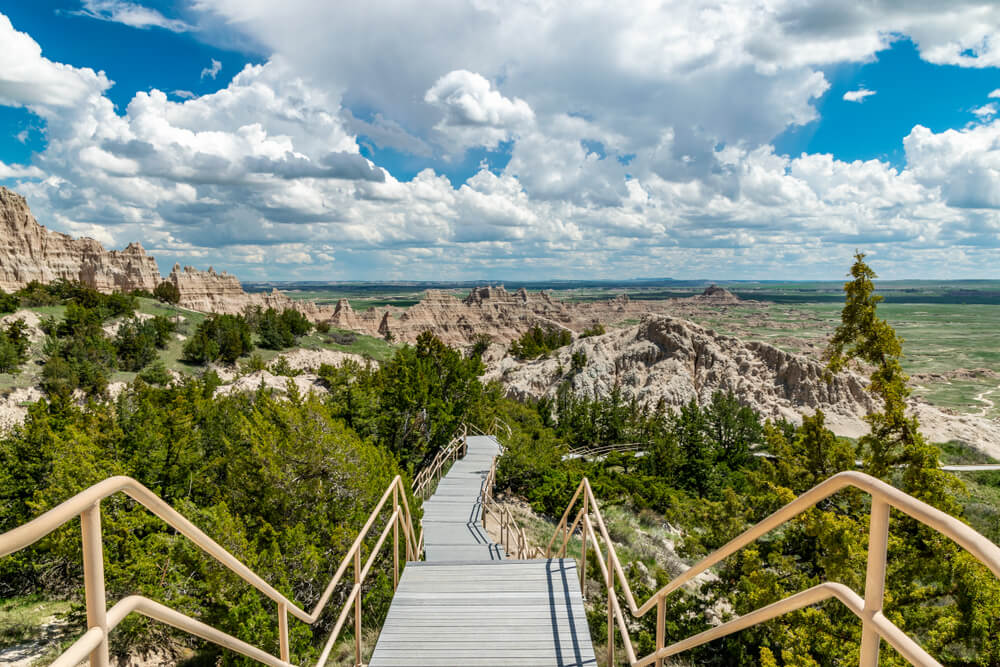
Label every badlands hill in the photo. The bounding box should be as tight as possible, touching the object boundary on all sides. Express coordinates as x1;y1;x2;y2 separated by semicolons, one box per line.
0;187;331;319
486;314;1000;452
0;187;160;293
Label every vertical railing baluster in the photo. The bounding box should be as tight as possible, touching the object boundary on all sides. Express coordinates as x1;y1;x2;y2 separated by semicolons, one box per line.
354;548;362;666
393;484;399;590
81;503;109;667
859;498;890;667
581;492;589;596
607;549;615;667
278;601;289;663
655;596;665;667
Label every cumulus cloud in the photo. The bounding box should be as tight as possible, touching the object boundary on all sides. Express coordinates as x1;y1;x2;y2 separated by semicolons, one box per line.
991;89;1000;98
76;0;192;32
904;122;1000;210
843;87;877;103
200;59;222;80
171;90;196;99
425;70;534;151
0;14;111;109
5;5;1000;278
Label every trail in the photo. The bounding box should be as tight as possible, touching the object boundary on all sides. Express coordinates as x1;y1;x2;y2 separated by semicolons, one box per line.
972;384;999;418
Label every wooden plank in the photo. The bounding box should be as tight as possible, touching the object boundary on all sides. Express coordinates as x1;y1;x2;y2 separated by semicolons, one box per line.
370;437;595;667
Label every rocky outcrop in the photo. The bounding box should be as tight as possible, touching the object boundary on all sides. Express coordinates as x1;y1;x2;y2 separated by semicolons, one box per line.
167;264;246;312
0;187;160;293
691;285;740;303
370;285;651;347
487;314;875;429
166;264;338;322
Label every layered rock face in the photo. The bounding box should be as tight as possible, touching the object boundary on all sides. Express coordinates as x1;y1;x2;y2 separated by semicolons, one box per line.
167;264;337;321
368;285;654;347
0;187;160;293
486;314;875;429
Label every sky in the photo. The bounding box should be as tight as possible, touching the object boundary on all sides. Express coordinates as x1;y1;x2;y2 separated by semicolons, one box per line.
1;1;1000;281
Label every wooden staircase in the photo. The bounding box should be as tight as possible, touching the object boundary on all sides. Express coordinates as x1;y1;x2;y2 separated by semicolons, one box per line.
369;435;597;666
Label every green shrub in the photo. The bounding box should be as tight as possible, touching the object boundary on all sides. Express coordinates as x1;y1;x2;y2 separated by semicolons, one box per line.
256;308;312;350
509;325;572;359
137;360;172;386
183;314;253;364
0;290;18;314
0;319;30;374
153;281;181;305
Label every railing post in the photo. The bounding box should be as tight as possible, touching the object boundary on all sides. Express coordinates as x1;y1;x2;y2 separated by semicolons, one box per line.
581;492;589;596
81;503;110;667
278;601;289;663
607;550;615;667
859;498;890;667
655;595;665;667
354;548;362;666
393;484;400;590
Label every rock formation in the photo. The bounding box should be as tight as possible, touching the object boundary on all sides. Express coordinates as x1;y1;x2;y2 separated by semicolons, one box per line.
485;313;1000;451
0;187;160;293
691;284;740;303
486;314;876;429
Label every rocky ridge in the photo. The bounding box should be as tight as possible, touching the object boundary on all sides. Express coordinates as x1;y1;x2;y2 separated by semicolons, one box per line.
0;187;160;293
485;314;1000;452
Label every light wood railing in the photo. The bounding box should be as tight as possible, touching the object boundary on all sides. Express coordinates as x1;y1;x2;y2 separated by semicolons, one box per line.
544;473;1000;667
412;425;468;499
0;475;422;667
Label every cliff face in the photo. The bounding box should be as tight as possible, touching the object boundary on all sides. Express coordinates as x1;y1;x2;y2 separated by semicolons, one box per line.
371;285;644;346
486;314;876;429
0;187;160;293
167;264;337;321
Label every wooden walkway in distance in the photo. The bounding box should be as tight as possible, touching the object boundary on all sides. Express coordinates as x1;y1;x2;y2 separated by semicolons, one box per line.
369;435;597;667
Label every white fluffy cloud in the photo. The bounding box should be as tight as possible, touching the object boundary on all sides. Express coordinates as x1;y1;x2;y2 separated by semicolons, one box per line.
0;14;111;109
425;70;534;152
843;87;877;103
904;121;1000;211
5;3;1000;279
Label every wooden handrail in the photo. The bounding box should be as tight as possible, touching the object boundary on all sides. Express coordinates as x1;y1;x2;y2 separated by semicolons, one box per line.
412;424;468;499
545;471;1000;667
0;474;423;667
480;452;545;560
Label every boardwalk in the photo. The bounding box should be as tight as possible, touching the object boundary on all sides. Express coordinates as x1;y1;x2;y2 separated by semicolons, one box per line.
369;435;597;667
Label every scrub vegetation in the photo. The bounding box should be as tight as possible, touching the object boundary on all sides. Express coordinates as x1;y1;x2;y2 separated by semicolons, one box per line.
0;260;998;665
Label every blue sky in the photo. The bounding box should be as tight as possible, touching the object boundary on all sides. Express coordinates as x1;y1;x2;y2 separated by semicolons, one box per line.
2;1;1000;280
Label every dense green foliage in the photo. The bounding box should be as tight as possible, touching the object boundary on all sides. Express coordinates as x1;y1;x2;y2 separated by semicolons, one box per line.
0;328;498;663
114;316;177;372
319;331;491;469
246;306;312;350
153;280;181;305
183;314;254;364
0;381;410;663
0;289;19;314
509;324;572;359
0;319;30;374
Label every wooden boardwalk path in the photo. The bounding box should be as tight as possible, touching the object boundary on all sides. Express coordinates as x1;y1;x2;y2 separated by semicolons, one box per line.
369;435;597;666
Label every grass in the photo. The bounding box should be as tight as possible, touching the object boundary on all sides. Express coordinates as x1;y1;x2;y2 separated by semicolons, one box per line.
0;595;74;645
